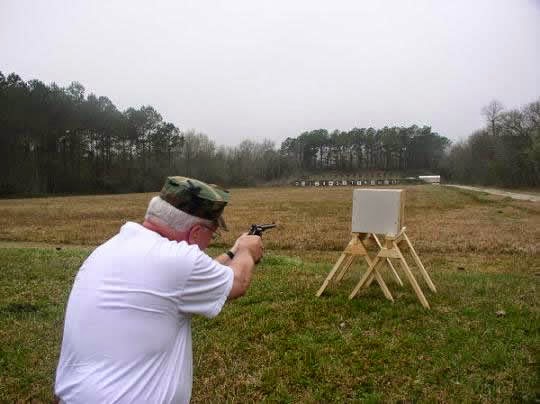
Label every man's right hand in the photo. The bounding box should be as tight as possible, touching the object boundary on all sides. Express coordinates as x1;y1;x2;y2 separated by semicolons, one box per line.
234;234;264;264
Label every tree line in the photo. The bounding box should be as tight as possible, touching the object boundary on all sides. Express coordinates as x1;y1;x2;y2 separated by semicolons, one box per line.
280;126;450;173
441;99;540;187
1;71;452;196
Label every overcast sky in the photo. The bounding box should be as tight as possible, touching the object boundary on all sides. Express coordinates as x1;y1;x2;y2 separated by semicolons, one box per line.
1;0;539;146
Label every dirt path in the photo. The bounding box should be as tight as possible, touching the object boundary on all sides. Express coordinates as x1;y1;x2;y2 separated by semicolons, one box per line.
0;240;94;249
444;184;540;202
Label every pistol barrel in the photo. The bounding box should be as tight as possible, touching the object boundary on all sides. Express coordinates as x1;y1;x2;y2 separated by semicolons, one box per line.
248;223;277;236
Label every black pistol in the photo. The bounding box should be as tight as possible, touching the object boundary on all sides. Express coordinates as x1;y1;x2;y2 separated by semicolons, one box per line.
248;223;276;237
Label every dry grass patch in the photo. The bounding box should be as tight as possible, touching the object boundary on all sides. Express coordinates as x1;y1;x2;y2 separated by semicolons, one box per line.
1;185;538;258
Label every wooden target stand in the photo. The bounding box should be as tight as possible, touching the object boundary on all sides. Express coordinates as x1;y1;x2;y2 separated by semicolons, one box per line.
316;227;437;309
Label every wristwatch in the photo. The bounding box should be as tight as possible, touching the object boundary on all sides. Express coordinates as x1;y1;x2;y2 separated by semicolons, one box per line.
225;250;235;259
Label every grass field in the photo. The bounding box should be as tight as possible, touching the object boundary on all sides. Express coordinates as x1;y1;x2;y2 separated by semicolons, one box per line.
0;185;538;402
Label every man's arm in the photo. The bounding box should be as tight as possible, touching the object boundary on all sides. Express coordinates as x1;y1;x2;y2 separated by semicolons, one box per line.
215;248;236;265
227;250;256;299
213;231;245;265
216;235;262;300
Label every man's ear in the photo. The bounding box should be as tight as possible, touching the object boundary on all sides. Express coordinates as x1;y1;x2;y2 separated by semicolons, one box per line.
187;224;202;245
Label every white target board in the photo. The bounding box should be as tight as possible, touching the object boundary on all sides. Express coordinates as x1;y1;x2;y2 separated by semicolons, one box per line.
352;189;404;235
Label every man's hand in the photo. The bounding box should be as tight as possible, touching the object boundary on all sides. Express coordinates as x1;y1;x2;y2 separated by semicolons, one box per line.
229;232;247;255
234;234;263;264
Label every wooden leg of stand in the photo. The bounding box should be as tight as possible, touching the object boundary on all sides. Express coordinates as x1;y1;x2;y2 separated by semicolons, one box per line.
366;234;382;288
316;253;347;297
403;233;437;293
365;273;375;288
336;255;355;282
366;235;402;287
394;242;430;309
387;258;403;286
349;256;380;299
365;258;402;288
349;258;394;302
364;259;401;288
373;267;394;302
362;252;376;289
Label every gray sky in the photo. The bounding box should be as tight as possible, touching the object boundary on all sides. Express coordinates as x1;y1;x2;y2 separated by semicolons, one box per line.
1;0;539;146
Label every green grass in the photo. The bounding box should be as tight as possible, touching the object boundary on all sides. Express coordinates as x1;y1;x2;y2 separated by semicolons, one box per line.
0;248;538;402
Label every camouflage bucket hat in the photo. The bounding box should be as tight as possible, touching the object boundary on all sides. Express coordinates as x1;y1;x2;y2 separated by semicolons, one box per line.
160;176;230;231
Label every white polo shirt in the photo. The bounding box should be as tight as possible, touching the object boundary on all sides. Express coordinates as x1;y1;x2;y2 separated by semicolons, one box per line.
55;222;234;403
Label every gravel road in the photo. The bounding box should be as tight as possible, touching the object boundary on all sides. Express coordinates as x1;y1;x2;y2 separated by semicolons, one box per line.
444;184;540;202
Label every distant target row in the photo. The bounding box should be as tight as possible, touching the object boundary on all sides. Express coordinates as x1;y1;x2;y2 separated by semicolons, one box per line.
295;179;402;187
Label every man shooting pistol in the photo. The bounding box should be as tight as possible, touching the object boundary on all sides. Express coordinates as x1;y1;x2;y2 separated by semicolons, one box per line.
55;176;264;403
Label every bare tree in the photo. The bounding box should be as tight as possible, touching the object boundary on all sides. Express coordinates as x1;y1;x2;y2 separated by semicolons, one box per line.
482;100;504;136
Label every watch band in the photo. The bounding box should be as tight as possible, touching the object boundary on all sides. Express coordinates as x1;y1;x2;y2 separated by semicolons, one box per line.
226;250;235;260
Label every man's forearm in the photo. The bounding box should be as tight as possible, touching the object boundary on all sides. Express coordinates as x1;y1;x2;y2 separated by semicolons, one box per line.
227;250;255;299
215;253;231;265
214;246;239;265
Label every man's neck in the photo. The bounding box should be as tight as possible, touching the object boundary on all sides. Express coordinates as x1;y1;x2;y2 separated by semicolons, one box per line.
142;220;186;243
